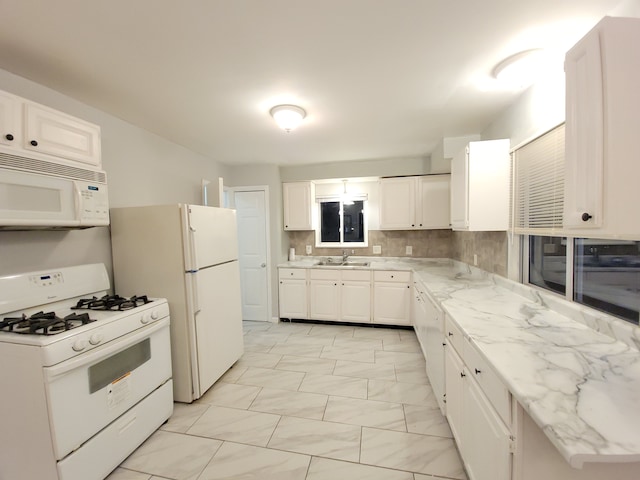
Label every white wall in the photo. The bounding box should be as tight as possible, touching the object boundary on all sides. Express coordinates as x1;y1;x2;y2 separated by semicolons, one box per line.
0;69;227;282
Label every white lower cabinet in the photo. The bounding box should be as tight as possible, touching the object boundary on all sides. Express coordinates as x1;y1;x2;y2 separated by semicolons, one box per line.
278;268;308;319
309;269;340;321
445;315;513;480
340;270;371;323
373;270;411;325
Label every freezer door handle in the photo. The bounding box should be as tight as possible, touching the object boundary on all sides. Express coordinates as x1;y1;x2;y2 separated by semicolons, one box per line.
183;207;199;271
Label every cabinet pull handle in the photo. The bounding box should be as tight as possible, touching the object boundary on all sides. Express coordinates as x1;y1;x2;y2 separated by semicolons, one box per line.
5;134;13;141
460;372;466;378
30;140;38;146
581;212;592;221
475;368;481;374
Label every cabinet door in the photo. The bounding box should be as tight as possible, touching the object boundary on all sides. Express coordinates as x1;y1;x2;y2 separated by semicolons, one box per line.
564;27;604;229
340;280;371;323
417;175;451;229
450;147;468;230
0;91;21;147
379;177;416;230
445;344;465;451
24;102;101;167
309;279;339;320
464;378;512;480
424;296;446;414
283;182;314;230
373;282;411;325
278;279;308;319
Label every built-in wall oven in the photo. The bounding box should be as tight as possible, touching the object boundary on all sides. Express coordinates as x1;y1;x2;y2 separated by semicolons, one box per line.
0;264;173;480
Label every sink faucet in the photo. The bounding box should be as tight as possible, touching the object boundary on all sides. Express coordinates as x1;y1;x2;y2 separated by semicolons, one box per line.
342;249;349;262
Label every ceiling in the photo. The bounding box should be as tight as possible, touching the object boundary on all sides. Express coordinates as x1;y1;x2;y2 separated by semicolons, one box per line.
0;0;628;167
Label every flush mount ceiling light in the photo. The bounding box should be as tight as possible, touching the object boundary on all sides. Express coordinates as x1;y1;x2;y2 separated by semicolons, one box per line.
269;104;306;132
492;48;547;88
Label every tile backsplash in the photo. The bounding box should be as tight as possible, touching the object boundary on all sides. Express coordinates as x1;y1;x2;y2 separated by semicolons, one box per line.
286;229;508;277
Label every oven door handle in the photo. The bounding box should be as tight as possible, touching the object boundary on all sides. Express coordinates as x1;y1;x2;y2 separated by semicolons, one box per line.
44;318;169;380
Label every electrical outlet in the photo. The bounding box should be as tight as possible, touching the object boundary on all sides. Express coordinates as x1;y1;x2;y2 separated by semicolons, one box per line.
306;245;312;255
473;254;478;266
372;245;382;254
406;245;413;255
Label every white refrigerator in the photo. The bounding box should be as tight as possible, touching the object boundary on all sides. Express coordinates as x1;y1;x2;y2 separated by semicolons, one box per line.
110;204;244;402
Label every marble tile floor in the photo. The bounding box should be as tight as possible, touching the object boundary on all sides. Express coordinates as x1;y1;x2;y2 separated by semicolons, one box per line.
108;321;467;480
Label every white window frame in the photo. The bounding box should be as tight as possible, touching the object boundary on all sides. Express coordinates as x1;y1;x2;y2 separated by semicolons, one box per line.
315;197;368;248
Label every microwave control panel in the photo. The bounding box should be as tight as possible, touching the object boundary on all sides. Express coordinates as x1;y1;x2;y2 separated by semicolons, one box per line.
77;182;109;224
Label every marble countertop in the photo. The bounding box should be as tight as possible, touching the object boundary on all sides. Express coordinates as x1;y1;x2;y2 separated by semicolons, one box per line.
278;256;640;467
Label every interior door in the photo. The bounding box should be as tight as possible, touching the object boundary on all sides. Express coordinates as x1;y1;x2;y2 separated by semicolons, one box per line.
234;190;270;321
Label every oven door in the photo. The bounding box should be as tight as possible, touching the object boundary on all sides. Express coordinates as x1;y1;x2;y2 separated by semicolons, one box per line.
44;318;172;460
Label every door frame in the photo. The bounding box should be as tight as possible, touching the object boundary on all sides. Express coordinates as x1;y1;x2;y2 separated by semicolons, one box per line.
226;185;274;322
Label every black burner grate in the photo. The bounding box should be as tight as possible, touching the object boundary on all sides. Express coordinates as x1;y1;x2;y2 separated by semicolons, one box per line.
0;311;95;335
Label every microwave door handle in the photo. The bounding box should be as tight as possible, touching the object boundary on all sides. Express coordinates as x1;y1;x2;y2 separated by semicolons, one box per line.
74;182;82;220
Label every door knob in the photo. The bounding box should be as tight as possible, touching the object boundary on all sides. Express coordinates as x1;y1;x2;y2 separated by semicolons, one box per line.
261;263;266;268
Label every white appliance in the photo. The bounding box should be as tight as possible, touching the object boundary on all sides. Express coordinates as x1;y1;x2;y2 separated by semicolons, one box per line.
0;147;109;229
0;263;173;480
110;204;245;402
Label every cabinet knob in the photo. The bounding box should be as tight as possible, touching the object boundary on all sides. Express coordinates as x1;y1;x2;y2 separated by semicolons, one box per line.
334;283;337;286
581;212;592;222
5;134;13;141
460;372;466;378
448;332;453;336
411;224;415;227
475;368;481;375
30;140;38;147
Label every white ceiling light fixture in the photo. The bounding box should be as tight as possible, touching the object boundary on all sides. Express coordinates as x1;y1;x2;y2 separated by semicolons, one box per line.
269;104;306;133
492;48;547;89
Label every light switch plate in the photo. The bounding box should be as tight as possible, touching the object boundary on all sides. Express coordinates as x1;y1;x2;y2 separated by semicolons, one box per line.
372;245;382;254
406;246;413;255
306;245;312;255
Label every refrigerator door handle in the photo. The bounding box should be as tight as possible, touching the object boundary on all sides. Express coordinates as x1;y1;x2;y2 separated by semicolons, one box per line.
183;206;199;271
187;273;201;315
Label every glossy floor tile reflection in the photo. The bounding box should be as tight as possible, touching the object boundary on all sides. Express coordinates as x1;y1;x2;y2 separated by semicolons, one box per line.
109;321;467;480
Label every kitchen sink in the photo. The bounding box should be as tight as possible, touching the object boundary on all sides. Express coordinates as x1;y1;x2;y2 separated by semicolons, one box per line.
315;260;370;267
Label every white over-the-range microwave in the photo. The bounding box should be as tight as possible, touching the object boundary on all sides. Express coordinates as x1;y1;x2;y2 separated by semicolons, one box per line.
0;147;109;229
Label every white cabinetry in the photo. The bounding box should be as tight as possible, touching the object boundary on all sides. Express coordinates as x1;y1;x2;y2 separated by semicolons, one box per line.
23;102;101;167
564;17;640;239
373;270;411;325
0;89;101;167
450;139;510;231
379;175;450;230
283;182;315;231
445;315;513;480
278;268;308;319
309;269;340;321
0;90;21;147
340;270;371;323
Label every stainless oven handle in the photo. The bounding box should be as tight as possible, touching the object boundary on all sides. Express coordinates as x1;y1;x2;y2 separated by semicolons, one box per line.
44;318;169;380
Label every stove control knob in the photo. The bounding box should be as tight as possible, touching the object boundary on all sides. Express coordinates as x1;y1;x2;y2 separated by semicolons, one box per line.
72;339;87;352
140;315;151;324
89;333;103;345
150;310;159;320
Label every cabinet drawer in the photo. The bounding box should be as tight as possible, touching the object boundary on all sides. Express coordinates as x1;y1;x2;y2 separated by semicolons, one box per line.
309;269;340;280
445;315;464;354
341;270;371;281
464;336;511;426
374;270;411;283
279;268;306;280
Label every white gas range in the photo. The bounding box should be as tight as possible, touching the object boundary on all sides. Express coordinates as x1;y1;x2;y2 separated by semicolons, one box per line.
0;263;173;480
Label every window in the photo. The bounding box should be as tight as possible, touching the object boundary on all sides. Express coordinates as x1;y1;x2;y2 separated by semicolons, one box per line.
317;198;367;247
525;235;640;325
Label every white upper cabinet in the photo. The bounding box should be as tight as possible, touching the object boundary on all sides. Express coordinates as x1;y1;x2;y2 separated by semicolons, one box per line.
24;102;102;167
0;89;102;168
283;181;315;230
450;139;510;231
379;175;450;230
564;17;640;239
0;91;21;147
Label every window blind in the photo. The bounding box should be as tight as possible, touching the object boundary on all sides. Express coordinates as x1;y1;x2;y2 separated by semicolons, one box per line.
511;123;565;235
